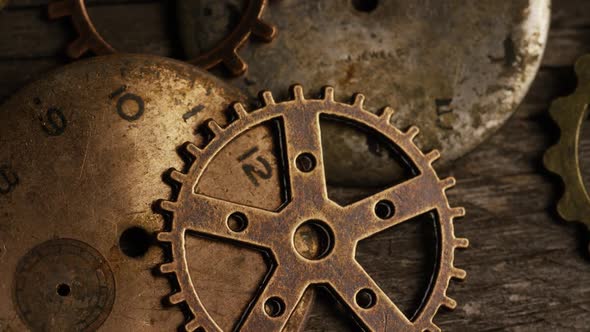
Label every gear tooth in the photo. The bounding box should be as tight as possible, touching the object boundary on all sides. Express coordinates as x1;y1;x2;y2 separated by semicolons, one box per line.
233;103;248;119
224;51;247;76
168;292;185;305
426;323;442;332
451;206;466;218
323;86;335;102
451;267;467;280
159;200;177;212
185;142;201;157
455;237;469;249
184;319;201;332
206;120;223;137
442;296;457;310
291;85;305;102
426;150;441;163
352;93;366;109
252;19;277;42
405;126;420;139
66;37;90;59
441;177;457;189
47;0;74;19
157;232;173;243
261;91;275;105
380;106;395;122
159;262;176;274
169;169;187;183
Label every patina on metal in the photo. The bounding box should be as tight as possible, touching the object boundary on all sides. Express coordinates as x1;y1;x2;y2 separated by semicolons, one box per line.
159;85;468;331
544;54;590;253
179;0;550;187
0;54;310;331
47;0;276;75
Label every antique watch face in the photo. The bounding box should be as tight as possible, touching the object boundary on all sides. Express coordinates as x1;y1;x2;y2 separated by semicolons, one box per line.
0;54;312;331
178;0;550;186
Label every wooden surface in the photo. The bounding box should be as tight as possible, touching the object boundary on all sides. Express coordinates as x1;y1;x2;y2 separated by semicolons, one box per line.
1;1;589;331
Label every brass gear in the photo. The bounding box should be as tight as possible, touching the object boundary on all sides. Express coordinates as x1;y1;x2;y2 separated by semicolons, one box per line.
158;85;467;331
47;0;276;76
544;54;590;249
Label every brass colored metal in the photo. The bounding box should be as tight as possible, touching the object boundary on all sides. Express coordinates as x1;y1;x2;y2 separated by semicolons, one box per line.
180;0;551;187
159;85;468;331
544;54;590;244
47;0;275;76
0;54;310;331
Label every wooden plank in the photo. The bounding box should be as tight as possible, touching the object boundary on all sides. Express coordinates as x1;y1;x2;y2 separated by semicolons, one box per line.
0;0;589;331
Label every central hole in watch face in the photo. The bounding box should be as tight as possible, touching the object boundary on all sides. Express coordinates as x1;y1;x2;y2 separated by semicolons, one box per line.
56;283;71;297
293;220;334;260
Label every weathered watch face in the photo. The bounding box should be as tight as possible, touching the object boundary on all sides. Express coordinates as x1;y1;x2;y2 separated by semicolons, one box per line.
178;0;550;186
0;54;313;331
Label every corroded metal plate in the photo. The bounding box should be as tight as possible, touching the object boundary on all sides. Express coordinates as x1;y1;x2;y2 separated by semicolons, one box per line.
0;54;309;331
179;0;550;186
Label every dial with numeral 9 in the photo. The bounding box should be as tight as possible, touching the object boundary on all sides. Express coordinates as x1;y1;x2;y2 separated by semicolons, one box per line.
0;54;311;331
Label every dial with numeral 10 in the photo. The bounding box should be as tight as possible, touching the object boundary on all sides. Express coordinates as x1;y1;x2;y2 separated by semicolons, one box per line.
0;54;310;331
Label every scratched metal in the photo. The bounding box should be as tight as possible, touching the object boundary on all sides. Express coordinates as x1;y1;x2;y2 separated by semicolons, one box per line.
158;85;468;331
179;0;550;186
0;54;311;331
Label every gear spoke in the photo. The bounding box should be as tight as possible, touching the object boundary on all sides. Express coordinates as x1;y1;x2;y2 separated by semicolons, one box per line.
175;193;282;248
330;262;413;330
281;108;328;204
238;266;308;332
343;174;440;240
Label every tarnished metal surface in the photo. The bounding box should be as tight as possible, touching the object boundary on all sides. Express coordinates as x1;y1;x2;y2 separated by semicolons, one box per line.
48;0;276;75
544;54;590;253
180;0;551;187
159;85;468;331
0;54;310;331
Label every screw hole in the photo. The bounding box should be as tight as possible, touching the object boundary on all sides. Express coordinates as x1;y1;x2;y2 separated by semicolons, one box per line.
352;0;379;12
264;297;285;317
296;153;316;173
119;227;152;258
375;200;395;219
227;212;248;232
356;288;377;309
56;283;71;297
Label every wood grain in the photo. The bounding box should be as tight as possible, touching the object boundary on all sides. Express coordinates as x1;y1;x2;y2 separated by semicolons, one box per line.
0;0;589;331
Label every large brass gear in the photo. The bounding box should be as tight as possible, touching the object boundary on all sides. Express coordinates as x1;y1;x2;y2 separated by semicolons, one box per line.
47;0;275;76
158;85;468;331
544;54;590;250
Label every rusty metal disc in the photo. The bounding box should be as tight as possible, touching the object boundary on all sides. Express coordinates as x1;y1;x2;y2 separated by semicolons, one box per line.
0;54;310;331
179;0;550;187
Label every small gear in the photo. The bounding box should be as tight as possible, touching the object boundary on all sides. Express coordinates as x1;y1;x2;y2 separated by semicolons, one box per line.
47;0;276;76
158;85;468;331
544;54;590;250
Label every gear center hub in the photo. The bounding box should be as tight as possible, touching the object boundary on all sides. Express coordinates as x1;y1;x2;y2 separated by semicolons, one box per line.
293;220;334;260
